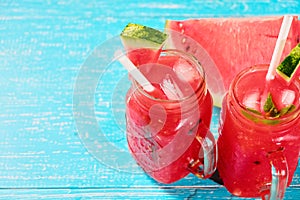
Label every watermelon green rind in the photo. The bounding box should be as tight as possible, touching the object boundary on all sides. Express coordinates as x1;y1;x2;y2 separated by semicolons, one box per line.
120;23;168;49
120;23;168;67
276;43;300;82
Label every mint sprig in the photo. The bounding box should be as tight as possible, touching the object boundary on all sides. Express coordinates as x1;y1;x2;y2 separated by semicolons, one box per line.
241;92;295;124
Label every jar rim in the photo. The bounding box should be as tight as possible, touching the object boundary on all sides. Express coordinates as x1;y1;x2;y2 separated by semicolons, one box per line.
133;49;206;103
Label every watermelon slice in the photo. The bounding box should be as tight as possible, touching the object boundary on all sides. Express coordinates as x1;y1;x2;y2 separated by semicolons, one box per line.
120;23;168;66
165;16;300;107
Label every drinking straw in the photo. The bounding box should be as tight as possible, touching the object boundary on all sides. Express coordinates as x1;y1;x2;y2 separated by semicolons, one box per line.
115;50;155;92
266;15;294;81
115;50;183;100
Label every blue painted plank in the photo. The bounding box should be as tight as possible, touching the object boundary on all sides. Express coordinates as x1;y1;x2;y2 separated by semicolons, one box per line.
0;0;300;199
0;187;299;200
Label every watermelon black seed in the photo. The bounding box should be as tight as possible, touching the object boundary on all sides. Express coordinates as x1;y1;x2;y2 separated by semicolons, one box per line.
253;161;261;165
186;45;190;51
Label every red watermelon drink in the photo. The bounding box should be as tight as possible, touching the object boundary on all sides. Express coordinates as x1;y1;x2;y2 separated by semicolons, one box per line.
217;64;300;198
125;49;217;184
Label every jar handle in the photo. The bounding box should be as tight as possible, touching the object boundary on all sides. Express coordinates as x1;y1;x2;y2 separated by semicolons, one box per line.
260;149;288;200
187;123;217;179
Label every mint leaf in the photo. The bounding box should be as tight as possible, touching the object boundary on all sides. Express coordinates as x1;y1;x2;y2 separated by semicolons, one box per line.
241;110;259;123
241;109;280;125
263;93;280;118
246;107;262;115
280;104;296;116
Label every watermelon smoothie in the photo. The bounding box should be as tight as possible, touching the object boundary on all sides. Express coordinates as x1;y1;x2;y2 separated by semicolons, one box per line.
125;49;216;184
217;65;300;198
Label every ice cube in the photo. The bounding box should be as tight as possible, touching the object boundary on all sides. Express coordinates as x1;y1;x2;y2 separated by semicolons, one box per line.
242;90;260;111
161;74;184;100
173;58;202;92
173;58;199;83
280;89;295;106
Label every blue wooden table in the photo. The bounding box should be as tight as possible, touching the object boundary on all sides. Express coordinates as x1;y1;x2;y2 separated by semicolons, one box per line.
1;0;300;199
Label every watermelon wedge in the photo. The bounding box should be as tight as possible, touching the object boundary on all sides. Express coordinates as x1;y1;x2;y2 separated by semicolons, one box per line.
165;16;300;107
276;43;300;83
120;23;168;66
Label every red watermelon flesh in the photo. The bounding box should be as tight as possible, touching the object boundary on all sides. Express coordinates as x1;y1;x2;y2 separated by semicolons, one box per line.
165;16;299;107
126;48;162;66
